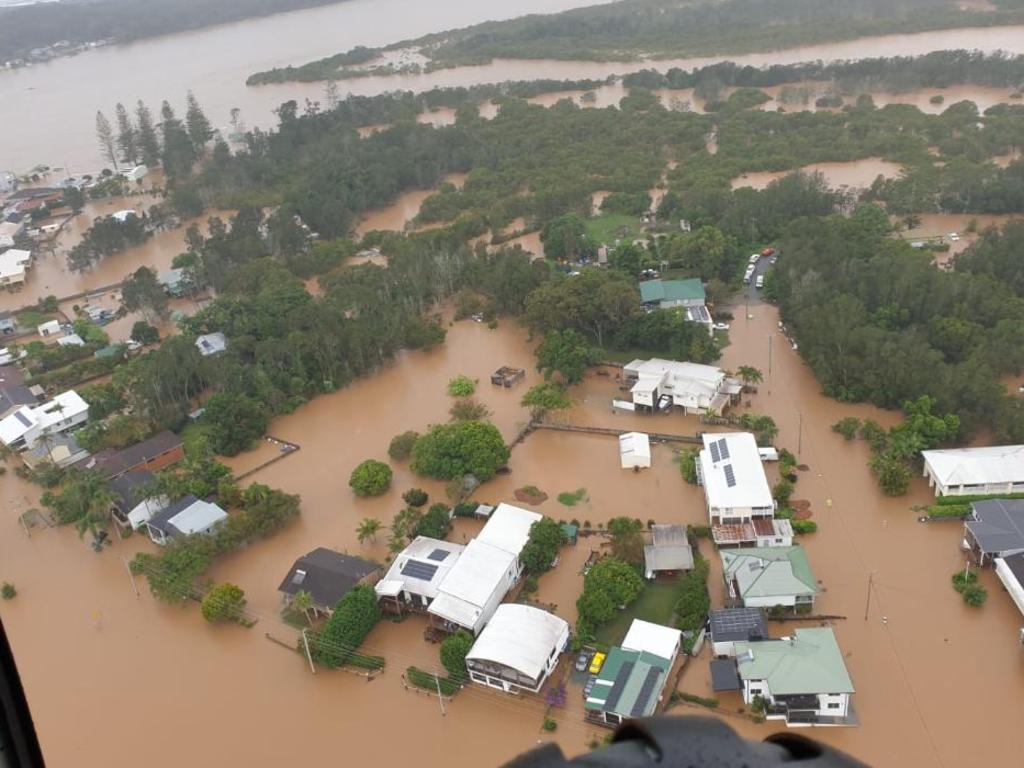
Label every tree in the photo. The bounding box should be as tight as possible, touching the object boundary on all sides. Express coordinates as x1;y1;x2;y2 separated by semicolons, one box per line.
349;459;393;497
201;583;247;623
121;266;169;320
585;557;643;607
413;503;452;539
870;453;912;496
675;556;711;635
114;103;138;165
738;413;778;446
402;488;428;507
202;393;269;456
520;517;567;574
540;213;589;260
447;375;475;397
185;91;214;152
449;398;490;422
95;111;118;170
832;417;861;440
535;329;595;385
292;590;314;623
521;382;571;420
607;517;645;565
388;431;419;461
440;630;473;681
736;365;763;385
62;186;85;213
130;321;160;346
962;584;988;607
40;469;113;538
311;584;380;667
410;420;510;481
135;100;161;167
356;517;383;543
679;447;700;484
160;100;196;181
525;268;639;348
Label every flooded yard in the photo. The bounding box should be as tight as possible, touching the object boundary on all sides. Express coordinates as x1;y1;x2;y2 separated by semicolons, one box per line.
732;158;905;191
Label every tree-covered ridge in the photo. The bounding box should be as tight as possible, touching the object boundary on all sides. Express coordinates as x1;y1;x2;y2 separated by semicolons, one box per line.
247;0;1024;83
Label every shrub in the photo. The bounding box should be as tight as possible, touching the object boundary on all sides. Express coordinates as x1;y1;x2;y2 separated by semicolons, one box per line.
674;691;718;709
962;584;987;607
412;503;452;539
449;398;490;422
772;479;793;507
411;420;510;481
349;459;393;497
791;520;818;534
311;584;381;668
407;666;462;696
388;430;420;461
928;504;970;520
676;557;711;642
688;524;711;539
440;630;473;681
678;447;700;484
543;718;558;732
447;375;476;397
402;488;429;507
557;488;587;507
520;517;567;574
452;501;479;517
951;569;978;593
200;583;247;624
1;582;16;600
831;417;861;440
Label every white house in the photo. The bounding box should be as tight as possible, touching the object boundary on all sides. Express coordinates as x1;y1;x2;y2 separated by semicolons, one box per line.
474;503;542;560
994;553;1024;639
110;209;137;223
56;333;85;347
0;389;89;450
734;628;855;727
0;220;25;249
721;546;818;609
374;536;466;610
619;431;651;469
622;618;682;663
0;248;31;288
465;604;569;693
922;445;1024;497
623;358;741;414
195;332;227;357
108;469;168;530
123;165;148;182
698;432;790;547
145;495;228;546
37;319;61;337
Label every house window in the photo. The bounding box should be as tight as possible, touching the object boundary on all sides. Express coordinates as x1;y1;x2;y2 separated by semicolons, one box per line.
605;713;622;725
827;703;841;709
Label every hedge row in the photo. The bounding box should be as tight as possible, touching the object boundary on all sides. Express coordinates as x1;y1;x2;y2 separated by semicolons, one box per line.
935;492;1024;506
674;691;719;709
406;666;462;696
928;504;971;520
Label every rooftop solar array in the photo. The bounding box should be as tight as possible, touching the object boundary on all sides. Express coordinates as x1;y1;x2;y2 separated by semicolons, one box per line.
14;410;32;427
603;660;635;713
710;608;766;639
718;438;730;460
631;667;663;717
710;441;721;462
723;464;736;487
401;560;439;581
427;548;451;562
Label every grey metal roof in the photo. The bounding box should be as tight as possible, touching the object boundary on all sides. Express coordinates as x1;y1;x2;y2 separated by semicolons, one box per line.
967;500;1024;555
644;524;694;572
277;548;380;608
78;430;182;478
108;470;156;510
709;608;768;643
1003;552;1024;585
710;658;742;691
146;495;200;536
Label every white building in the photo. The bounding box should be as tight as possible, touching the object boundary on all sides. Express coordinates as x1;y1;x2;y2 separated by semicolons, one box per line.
145;495;228;546
619;431;651;469
123;165;148;182
0;248;31;288
37;319;61;337
921;445;1024;497
734;628;855;727
465;604;569;693
698;432;790;547
0;220;25;249
56;333;84;347
374;536;466;610
195;332;227;357
622;618;682;663
0;390;89;450
623;358;741;414
110;209;137;223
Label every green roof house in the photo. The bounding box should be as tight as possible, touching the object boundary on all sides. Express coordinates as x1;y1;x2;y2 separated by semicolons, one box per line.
721;545;817;609
734;627;856;727
638;278;712;335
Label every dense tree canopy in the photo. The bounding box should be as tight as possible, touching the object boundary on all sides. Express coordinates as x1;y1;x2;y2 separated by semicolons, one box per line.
410;420;510;481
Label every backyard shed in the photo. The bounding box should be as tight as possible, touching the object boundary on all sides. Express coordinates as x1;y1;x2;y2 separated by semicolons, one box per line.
619;431;651;469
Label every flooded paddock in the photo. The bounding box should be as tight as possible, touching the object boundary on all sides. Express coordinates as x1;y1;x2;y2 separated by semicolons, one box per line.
731;158;905;191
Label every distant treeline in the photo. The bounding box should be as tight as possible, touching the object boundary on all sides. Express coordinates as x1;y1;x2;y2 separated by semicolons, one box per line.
248;0;1024;83
622;50;1024;93
0;0;352;62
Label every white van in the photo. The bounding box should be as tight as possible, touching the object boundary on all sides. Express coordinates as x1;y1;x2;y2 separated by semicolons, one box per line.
748;253;760;265
743;266;755;284
755;275;765;289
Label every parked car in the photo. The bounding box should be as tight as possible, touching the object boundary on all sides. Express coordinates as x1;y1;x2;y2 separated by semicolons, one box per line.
755;275;765;289
583;676;597;697
589;652;607;674
761;247;775;257
575;650;592;673
748;253;760;265
949;232;960;242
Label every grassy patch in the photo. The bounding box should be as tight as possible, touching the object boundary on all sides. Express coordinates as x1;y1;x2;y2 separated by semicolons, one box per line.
557;488;588;507
595;582;678;648
584;214;640;246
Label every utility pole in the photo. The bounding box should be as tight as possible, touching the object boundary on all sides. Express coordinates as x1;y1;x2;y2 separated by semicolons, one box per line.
301;629;317;675
863;571;875;621
120;554;139;597
768;334;773;376
434;668;446;716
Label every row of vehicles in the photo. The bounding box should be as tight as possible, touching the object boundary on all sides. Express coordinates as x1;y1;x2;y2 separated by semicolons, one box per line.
743;246;777;287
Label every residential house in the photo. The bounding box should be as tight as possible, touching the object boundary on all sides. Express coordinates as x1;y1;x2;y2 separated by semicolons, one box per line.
111;209;137;223
709;607;768;657
21;432;89;470
0;248;31;288
0;366;38;419
993;552;1024;639
158;267;186;296
73;430;183;479
108;469;167;530
375;536;466;612
622;358;741;415
963;499;1024;566
643;524;694;579
0;171;15;194
619;431;651;469
0;390;89;450
37;319;60;337
698;432;791;548
56;333;84;347
145;496;228;546
195;332;227;357
721;546;818;609
734;628;855;727
278;548;381;616
123;165;148;182
0;220;24;249
585;619;680;727
639;278;713;335
922;445;1024;497
465;604;569;694
0;311;15;335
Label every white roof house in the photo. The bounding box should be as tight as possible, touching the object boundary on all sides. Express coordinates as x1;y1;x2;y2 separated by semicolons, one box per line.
428;540;518;635
375;536;465;606
0;390;89;450
922;445;1024;497
699;432;775;523
37;319;61;337
475;502;542;555
465;604;569;694
621;618;682;664
145;495;228;546
0;248;31;287
56;333;85;347
195;332;227;357
111;209;137;223
619;431;652;469
623;358;739;414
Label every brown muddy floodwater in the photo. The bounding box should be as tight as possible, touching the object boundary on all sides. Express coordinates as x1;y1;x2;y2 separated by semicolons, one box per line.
5;299;1024;767
896;212;1024;267
732;158;905;191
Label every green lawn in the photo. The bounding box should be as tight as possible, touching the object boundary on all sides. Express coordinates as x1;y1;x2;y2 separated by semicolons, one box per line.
595;581;679;648
585;214;641;246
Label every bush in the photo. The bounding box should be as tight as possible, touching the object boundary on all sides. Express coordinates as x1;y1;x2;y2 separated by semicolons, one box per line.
935;492;1024;506
543;718;558;732
678;447;700;484
674;691;718;709
200;583;247;624
772;479;793;507
349;459;393;497
447;375;476;397
520;517;567;574
928;504;970;519
449;398;490;422
440;630;473;681
402;488;429;507
831;417;861;440
1;582;16;600
311;584;381;668
388;430;420;461
407;666;462;695
676;557;711;640
951;569;978;593
791;519;818;534
452;501;479;517
202;393;269;456
412;503;452;540
411;420;510;481
557;488;587;507
962;584;987;607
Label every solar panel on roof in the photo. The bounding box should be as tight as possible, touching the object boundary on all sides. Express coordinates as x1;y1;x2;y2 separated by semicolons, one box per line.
603;661;635;713
723;464;736;487
631;667;664;717
401;560;439;580
14;410;32;427
427;548;450;562
718;438;730;460
710;441;721;462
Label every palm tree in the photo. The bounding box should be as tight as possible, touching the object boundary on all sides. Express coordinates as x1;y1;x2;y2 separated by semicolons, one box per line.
77;486;116;541
356;517;382;544
292;590;315;624
736;365;763;386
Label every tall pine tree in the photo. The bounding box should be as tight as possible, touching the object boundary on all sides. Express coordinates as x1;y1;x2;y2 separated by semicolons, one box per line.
185;91;213;153
135;101;161;167
114;103;138;166
160;101;195;181
95;111;118;170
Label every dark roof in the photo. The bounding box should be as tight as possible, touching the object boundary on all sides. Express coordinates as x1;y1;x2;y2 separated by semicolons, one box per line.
709;608;768;644
278;548;379;608
710;659;742;691
78;430;182;478
108;469;156;510
0;384;37;415
1002;552;1024;585
6;187;61;201
145;495;199;537
967;499;1024;555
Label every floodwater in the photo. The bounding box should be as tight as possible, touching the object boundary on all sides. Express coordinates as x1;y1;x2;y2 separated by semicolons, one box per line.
353;171;467;237
4;19;1024;172
731;159;905;191
895;212;1024;266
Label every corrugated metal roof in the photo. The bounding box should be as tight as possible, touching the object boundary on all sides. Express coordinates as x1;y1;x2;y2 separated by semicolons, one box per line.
735;628;854;695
